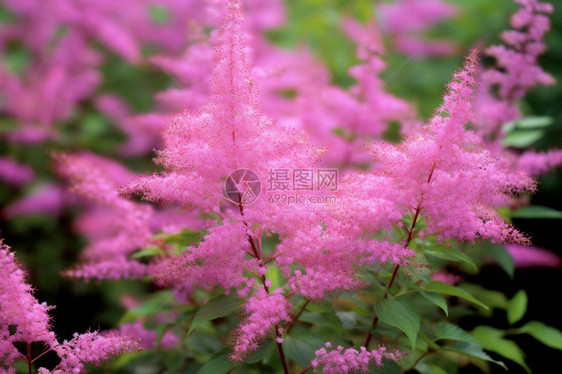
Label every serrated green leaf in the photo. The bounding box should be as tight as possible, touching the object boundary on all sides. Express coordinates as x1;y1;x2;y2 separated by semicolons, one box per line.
486;245;514;279
424;246;477;271
197;349;236;374
521;321;562;350
374;297;420;349
425;281;488;310
189;294;239;334
443;342;506;370
513;205;562;219
502;129;544;148
472;326;529;372
420;291;448;316
507;290;527;325
434;322;478;345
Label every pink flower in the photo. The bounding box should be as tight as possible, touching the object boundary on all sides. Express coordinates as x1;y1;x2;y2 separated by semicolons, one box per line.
38;331;138;374
55;153;153;280
0;157;35;187
475;0;555;141
311;342;400;373
0;238;138;372
516;149;562;176
505;244;562;268
377;0;458;57
368;50;536;244
232;288;291;360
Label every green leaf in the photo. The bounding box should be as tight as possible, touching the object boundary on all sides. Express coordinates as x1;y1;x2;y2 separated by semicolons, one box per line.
244;339;275;364
520;321;562;350
156;323;175;347
486;245;514;279
424;246;477;271
434;322;478;345
513;205;562;219
507;290;527;325
283;329;326;368
472;326;529;372
130;246;165;259
504;116;553;131
374;297;420;349
443;342;506;370
189;294;239;334
415;363;449;374
460;284;509;310
420;291;448;316
120;291;175;322
501;129;544;148
424;282;489;310
369;359;402;373
197;349;236;374
265;265;284;290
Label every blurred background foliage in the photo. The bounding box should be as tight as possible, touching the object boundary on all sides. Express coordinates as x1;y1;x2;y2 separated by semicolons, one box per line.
1;0;561;372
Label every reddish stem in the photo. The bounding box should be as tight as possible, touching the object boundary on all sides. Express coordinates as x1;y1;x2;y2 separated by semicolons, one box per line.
286;299;310;334
236;193;289;374
299;365;312;374
364;164;436;348
27;342;32;374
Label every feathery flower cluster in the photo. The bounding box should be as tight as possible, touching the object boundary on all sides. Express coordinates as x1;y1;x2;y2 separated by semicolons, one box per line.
311;342;399;374
0;238;138;373
232;288;291;361
476;0;555;140
369;50;536;243
0;241;55;366
55;152;153;280
37;331;139;374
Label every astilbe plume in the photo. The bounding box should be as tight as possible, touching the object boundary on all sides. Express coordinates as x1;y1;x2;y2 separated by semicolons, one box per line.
55;152;153;280
0;240;55;372
275;173;414;301
515;149;562;176
377;0;458;57
37;331;139;374
368;50;536;243
124;0;412;363
310;342;399;374
312;17;418;168
475;0;557;157
0;239;138;373
232;288;291;361
3;184;69;218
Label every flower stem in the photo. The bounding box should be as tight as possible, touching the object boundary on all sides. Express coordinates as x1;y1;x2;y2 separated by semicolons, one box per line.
286;299;310;334
27;342;32;374
236;193;289;374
